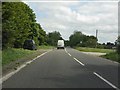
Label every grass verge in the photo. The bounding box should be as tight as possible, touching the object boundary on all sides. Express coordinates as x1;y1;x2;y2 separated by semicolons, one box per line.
38;45;55;49
75;47;119;63
2;46;54;75
101;52;119;63
2;45;54;66
2;48;36;66
75;47;114;53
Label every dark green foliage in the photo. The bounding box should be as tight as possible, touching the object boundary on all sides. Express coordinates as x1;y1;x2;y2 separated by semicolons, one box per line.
47;31;62;46
2;2;35;48
64;40;69;46
69;31;97;48
101;52;119;63
37;24;47;45
2;2;47;49
69;31;82;47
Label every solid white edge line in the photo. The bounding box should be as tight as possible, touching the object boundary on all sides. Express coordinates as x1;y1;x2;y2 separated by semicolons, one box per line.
93;72;118;89
73;57;85;66
1;50;52;83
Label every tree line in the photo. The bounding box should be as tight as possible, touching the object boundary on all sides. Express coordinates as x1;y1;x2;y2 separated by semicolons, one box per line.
2;2;98;49
2;2;120;54
2;2;63;49
69;31;97;48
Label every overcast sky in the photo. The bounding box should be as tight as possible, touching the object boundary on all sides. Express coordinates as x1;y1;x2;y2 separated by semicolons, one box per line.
23;0;118;44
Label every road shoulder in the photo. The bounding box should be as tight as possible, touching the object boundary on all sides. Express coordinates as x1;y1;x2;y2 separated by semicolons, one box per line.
2;49;52;77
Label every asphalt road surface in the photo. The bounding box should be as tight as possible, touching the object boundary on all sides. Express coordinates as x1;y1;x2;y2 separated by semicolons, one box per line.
2;48;119;88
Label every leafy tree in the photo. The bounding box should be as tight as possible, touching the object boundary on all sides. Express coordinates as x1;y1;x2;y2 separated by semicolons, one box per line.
69;31;97;48
69;31;83;47
47;31;62;46
2;2;37;48
37;24;47;45
64;40;69;46
86;36;98;48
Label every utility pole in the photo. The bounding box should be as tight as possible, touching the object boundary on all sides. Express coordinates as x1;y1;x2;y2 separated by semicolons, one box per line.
96;29;98;39
96;29;98;48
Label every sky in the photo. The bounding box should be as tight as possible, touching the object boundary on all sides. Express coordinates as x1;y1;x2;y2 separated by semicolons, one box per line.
22;0;118;44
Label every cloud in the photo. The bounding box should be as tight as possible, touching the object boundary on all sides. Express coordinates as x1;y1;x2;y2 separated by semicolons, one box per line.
23;1;118;43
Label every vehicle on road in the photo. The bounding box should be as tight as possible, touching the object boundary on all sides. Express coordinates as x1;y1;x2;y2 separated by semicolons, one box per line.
23;39;37;50
57;40;65;49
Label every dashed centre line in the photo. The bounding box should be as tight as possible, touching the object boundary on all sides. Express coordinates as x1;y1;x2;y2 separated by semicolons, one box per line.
65;49;85;66
65;48;119;89
93;72;118;89
68;53;72;56
73;57;85;66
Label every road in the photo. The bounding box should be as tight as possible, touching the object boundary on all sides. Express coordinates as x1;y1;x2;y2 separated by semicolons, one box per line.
2;48;119;88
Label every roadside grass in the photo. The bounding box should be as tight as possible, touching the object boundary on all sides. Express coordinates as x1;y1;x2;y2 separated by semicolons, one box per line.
75;47;114;54
75;47;119;63
38;45;55;49
101;52;119;63
2;45;54;66
2;48;35;66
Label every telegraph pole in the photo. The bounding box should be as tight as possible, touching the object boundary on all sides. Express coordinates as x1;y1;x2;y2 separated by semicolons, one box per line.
96;29;98;48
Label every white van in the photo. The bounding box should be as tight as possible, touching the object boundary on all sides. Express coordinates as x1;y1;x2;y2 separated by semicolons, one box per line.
57;40;65;49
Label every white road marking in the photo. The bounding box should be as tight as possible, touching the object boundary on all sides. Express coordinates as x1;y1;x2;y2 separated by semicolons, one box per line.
93;72;119;89
113;61;119;64
73;57;85;66
65;48;67;53
65;49;85;66
1;50;52;83
64;49;72;57
1;64;26;84
68;53;72;56
33;51;49;61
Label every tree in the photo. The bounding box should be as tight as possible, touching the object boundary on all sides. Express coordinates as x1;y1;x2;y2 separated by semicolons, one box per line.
69;31;97;48
86;36;98;48
47;31;62;46
104;42;115;49
2;2;37;48
37;24;47;45
69;31;83;47
64;40;69;46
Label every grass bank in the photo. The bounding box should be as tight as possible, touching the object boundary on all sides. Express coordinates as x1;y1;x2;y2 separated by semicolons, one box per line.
2;48;35;66
75;47;119;63
101;52;119;63
2;45;54;66
75;47;114;53
38;45;55;49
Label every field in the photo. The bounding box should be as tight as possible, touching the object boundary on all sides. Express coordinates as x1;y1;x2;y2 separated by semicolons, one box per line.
75;47;119;63
75;47;114;53
101;52;119;63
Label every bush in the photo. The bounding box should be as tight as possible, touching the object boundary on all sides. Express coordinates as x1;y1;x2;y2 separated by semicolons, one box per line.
101;52;119;63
